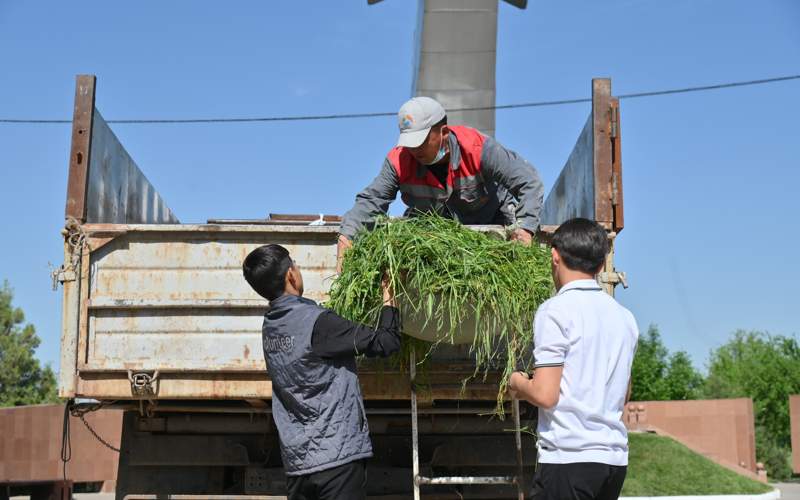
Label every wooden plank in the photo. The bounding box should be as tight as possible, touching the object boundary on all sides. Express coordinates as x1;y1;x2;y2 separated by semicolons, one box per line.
65;75;96;221
592;78;614;227
611;97;624;232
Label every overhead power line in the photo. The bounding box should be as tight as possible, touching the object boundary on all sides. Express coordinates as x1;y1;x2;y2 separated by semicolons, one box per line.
1;74;798;125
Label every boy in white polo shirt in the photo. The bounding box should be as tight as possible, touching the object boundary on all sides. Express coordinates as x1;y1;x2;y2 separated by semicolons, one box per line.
509;218;639;500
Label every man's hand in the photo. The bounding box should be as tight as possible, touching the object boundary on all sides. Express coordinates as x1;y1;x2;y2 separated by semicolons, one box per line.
381;273;396;308
507;366;562;409
510;228;533;246
508;370;531;400
336;235;353;274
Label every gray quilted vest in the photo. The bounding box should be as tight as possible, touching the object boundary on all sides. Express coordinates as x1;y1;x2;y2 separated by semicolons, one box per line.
262;294;373;476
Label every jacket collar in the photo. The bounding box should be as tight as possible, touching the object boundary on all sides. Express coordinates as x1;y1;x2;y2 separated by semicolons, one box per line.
448;130;461;171
268;293;315;311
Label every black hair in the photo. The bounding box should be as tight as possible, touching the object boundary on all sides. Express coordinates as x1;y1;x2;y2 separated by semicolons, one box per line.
242;244;292;301
434;116;448;128
551;218;609;274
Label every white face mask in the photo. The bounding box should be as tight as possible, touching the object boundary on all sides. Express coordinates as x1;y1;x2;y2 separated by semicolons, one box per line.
423;132;447;165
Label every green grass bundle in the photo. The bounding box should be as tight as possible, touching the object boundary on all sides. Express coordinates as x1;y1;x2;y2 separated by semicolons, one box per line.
328;214;554;408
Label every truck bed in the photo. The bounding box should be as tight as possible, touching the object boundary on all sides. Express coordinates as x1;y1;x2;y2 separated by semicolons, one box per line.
58;75;624;404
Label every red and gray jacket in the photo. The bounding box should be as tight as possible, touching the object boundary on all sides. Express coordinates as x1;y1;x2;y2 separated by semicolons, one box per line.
340;125;544;239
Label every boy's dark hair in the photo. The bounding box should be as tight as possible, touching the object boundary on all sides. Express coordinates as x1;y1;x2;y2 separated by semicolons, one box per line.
434;116;447;128
242;244;292;301
551;218;609;274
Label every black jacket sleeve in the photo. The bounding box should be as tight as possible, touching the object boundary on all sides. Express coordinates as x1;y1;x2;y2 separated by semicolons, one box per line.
311;306;401;359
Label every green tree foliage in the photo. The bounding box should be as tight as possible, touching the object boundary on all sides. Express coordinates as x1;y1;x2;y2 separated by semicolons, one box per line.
704;330;800;480
0;281;58;406
753;427;793;481
630;325;703;401
663;351;705;401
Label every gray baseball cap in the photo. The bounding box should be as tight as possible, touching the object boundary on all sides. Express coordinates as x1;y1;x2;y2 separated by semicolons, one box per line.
396;97;446;148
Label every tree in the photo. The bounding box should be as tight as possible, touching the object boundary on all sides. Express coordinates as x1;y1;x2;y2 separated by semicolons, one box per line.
663;351;704;400
704;330;800;480
630;325;669;401
0;281;58;406
630;325;703;401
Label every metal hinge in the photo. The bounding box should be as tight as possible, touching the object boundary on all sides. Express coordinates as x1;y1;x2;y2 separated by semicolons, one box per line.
128;370;160;397
599;270;628;289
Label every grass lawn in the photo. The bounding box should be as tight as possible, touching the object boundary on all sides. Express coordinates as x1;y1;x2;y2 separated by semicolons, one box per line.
621;432;773;496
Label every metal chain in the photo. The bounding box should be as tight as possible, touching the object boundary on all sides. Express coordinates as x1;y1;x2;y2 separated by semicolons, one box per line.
69;401;123;454
61;403;72;481
51;217;87;290
77;412;122;453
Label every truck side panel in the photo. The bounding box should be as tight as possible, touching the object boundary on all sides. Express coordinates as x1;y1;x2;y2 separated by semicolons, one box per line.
65;74;177;225
80;225;333;374
540;112;595;224
70;224;509;400
541;78;623;233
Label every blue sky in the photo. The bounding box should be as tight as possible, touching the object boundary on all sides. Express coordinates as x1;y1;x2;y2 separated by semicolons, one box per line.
0;1;798;374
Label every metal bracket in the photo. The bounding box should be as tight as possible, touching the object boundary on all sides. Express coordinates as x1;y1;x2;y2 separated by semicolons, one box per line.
128;370;160;397
52;218;87;291
599;271;628;289
52;269;77;290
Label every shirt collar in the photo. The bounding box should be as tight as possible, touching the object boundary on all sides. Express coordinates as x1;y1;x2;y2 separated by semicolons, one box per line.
557;278;602;295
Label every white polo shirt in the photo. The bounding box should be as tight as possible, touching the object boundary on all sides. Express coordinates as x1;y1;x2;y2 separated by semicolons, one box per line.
533;279;639;466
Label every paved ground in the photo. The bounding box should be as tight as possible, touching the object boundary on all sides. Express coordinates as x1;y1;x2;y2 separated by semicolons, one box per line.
10;495;116;500
7;485;799;499
776;482;800;500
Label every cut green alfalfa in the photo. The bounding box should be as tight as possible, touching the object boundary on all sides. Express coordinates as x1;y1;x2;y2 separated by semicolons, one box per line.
327;214;554;412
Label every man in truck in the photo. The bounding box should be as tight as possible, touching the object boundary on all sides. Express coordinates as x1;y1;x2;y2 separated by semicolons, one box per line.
242;244;400;500
508;218;638;500
337;96;545;269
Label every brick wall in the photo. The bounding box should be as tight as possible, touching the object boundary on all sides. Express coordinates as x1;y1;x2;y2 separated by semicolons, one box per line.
790;395;800;474
0;404;121;483
623;398;757;474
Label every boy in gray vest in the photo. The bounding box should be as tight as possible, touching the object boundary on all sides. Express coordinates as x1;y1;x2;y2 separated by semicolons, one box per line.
243;244;401;500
